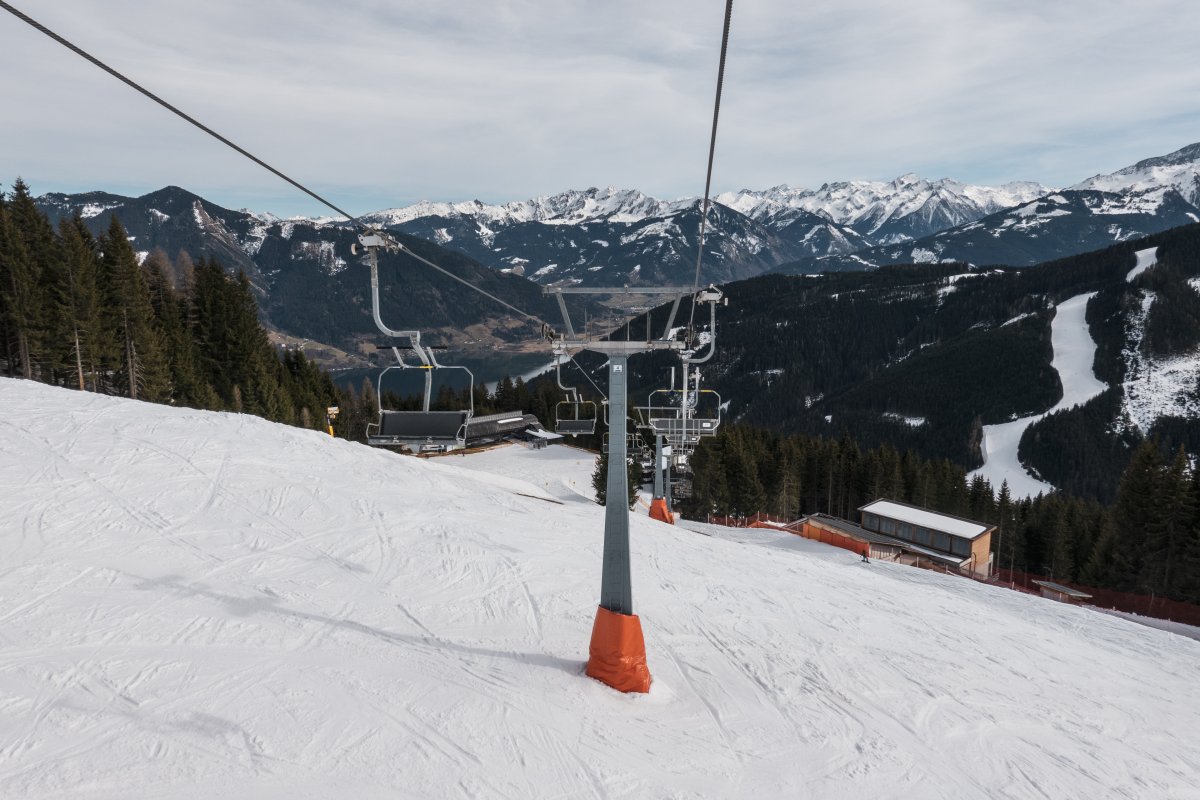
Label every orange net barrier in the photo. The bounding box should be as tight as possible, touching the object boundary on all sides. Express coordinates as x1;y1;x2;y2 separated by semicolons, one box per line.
649;498;674;524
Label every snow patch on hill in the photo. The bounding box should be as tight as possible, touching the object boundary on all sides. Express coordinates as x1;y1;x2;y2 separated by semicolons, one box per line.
1126;246;1158;282
1121;290;1200;432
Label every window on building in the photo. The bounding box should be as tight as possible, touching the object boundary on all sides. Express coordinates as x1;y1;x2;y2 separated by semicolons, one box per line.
881;517;895;535
898;522;912;540
934;532;950;551
914;527;931;546
863;513;878;531
950;537;971;557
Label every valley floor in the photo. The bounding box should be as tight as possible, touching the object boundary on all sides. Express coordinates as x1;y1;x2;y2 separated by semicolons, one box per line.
1;378;1197;799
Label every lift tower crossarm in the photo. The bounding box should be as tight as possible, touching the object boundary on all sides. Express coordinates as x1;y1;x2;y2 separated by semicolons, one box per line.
544;286;699;349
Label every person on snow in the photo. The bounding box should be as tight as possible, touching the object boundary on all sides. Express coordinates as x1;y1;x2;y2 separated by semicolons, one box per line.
861;548;870;563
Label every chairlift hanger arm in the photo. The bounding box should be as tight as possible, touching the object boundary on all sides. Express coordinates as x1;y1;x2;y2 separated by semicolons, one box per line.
684;285;724;365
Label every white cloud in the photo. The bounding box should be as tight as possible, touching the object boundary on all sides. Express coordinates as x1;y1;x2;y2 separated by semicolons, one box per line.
2;0;1198;215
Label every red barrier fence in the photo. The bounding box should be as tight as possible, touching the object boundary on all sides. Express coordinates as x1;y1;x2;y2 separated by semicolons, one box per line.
997;568;1200;627
705;512;790;528
698;511;1200;628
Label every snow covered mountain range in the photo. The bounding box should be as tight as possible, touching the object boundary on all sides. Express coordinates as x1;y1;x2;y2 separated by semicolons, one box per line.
30;141;1200;362
36;141;1200;292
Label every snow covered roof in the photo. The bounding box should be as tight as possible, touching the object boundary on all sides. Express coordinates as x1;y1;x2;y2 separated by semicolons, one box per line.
1033;581;1093;599
859;499;991;539
805;514;971;567
527;428;563;440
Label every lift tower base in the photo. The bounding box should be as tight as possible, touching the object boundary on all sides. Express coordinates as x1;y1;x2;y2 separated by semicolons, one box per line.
585;606;651;693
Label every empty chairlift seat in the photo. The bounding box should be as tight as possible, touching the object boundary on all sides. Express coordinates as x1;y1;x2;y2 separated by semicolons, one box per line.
649;417;718;442
369;410;469;447
555;399;597;436
557;418;597;435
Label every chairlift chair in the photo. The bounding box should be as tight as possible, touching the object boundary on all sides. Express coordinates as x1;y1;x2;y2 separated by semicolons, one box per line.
552;355;597;436
365;345;475;451
641;387;723;449
356;233;475;452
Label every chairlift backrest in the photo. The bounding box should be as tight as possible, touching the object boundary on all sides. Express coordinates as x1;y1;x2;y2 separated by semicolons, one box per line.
366;345;475;449
555;399;597;436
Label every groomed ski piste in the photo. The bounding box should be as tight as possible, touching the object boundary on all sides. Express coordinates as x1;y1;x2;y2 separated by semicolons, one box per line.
969;292;1108;498
2;378;1198;799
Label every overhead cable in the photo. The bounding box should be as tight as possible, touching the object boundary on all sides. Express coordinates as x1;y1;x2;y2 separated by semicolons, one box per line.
685;0;734;336
0;1;360;224
0;0;562;330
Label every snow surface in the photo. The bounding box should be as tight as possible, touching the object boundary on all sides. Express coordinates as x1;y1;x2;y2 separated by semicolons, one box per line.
859;501;987;539
1072;141;1200;207
1126;246;1158;283
2;377;1199;799
715;178;1048;235
882;412;926;427
969;294;1107;498
1121;289;1200;433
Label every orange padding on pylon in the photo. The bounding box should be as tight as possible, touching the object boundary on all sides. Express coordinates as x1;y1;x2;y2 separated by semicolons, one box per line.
648;498;674;524
586;606;652;693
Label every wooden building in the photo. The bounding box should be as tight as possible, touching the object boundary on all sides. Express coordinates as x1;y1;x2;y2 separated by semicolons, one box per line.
1032;581;1093;605
787;500;995;578
858;499;994;578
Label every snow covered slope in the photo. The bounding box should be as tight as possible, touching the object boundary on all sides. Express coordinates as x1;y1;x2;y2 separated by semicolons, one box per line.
1073;141;1200;208
969;293;1107;498
1;378;1198;799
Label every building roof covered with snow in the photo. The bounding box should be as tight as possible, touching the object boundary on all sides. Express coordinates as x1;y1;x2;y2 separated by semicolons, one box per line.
859;499;992;539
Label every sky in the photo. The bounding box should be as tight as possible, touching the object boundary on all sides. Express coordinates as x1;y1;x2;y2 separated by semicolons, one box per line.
3;0;1199;217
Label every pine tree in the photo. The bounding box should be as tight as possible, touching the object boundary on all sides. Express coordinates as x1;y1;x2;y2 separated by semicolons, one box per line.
1106;441;1162;591
1141;447;1193;597
592;452;639;507
98;217;171;401
6;179;60;380
55;215;103;390
0;191;41;378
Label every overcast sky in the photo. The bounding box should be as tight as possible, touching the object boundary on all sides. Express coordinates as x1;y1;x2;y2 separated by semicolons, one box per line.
3;1;1199;217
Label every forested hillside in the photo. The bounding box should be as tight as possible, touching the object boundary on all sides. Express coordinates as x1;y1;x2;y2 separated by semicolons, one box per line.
614;223;1200;486
681;424;1200;606
0;179;342;426
34;183;575;356
2;179;587;448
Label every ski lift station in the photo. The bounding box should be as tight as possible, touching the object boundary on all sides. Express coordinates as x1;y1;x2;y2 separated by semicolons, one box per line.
792;499;995;578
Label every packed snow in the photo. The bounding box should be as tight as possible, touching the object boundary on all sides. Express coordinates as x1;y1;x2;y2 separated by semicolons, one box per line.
1121;290;1200;432
2;378;1198;799
969;293;1106;498
1126;246;1158;282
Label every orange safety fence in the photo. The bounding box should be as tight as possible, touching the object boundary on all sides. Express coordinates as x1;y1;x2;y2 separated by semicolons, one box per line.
997;568;1200;627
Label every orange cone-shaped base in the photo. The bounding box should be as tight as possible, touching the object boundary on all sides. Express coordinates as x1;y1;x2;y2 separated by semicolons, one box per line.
648;498;674;524
585;606;651;693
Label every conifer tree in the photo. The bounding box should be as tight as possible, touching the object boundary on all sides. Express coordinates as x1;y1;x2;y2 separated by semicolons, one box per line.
0;193;41;378
4;179;56;379
1141;447;1193;597
54;216;103;390
1106;441;1162;591
98;217;171;401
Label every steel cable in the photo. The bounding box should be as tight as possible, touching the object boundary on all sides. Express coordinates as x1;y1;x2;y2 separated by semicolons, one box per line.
685;0;734;339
